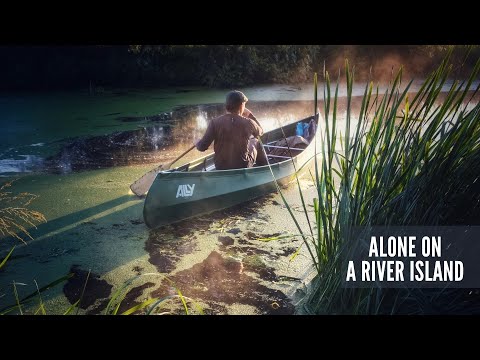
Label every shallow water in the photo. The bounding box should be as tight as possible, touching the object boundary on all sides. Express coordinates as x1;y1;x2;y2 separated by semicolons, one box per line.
2;79;478;175
1;80;478;315
0;165;317;314
0;84;322;314
0;86;317;175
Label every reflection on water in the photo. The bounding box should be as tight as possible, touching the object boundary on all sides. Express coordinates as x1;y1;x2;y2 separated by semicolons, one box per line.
23;101;316;174
0;155;44;175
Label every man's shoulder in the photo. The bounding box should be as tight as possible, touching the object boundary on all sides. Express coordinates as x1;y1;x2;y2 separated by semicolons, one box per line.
213;113;249;122
212;114;230;123
241;115;261;128
212;114;257;127
236;114;256;124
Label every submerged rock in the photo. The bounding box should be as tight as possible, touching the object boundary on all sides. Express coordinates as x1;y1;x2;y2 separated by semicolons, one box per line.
63;265;113;310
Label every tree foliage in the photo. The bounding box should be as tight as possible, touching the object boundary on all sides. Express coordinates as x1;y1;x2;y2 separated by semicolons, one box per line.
0;45;476;90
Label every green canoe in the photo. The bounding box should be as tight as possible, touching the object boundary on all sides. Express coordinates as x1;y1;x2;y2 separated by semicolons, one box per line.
143;114;319;229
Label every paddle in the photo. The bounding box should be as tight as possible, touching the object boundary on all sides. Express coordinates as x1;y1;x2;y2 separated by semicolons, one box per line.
130;144;196;197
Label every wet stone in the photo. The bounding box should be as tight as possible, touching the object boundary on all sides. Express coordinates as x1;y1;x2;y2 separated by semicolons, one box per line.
226;228;241;235
218;236;234;246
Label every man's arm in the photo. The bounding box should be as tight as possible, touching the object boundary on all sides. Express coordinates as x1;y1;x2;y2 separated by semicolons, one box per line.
243;108;263;132
248;117;263;138
195;120;215;151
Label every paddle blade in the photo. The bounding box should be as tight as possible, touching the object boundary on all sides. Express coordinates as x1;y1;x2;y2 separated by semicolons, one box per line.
130;166;163;197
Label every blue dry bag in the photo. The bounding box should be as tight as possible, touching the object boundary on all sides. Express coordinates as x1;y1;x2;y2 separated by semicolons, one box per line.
296;122;304;136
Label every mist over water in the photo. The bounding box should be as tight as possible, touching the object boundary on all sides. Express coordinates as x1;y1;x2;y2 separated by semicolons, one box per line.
0;88;316;175
1;80;478;175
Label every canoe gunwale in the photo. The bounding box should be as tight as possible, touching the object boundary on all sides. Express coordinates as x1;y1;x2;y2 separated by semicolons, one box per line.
143;113;319;228
164;114;318;175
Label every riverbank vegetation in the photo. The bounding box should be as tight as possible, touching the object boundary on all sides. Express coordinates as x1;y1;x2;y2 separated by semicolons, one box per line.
277;50;480;314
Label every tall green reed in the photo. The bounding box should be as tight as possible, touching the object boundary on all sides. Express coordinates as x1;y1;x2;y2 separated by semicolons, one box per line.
272;49;480;314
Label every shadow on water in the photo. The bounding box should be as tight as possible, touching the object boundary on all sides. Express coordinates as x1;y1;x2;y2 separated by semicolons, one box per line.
0;190;300;314
0;192;146;310
27;195;137;240
0;193;144;262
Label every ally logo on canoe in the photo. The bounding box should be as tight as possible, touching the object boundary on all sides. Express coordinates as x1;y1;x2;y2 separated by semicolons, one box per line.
176;184;195;198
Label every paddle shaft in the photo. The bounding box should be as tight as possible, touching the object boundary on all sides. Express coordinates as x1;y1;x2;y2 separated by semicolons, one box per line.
166;144;196;170
130;111;257;196
159;112;258;170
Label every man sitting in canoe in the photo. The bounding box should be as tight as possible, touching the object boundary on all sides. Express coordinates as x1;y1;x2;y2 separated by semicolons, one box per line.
194;90;268;170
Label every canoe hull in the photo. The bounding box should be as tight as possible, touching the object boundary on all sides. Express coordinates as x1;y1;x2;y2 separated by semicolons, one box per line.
143;115;318;229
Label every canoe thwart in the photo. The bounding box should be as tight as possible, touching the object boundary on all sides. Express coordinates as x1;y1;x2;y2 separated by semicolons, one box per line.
267;154;294;159
263;145;306;151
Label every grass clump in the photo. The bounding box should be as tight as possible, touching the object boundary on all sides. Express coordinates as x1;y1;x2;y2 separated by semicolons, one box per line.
276;49;480;314
0;180;46;244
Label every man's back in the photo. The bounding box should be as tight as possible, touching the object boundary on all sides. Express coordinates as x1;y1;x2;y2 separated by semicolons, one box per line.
196;113;263;170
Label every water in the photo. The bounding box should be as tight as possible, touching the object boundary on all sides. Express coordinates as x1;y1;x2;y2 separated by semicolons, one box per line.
0;85;323;233
3;79;479;175
1;80;478;314
0;85;321;175
0;85;324;314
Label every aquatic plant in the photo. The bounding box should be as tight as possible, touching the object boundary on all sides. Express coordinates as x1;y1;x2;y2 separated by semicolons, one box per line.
103;273;203;315
0;180;51;314
0;180;46;244
269;49;480;314
1;262;200;315
0;273;200;315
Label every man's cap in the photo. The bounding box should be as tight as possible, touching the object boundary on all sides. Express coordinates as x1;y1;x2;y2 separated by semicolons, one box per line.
226;90;248;105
